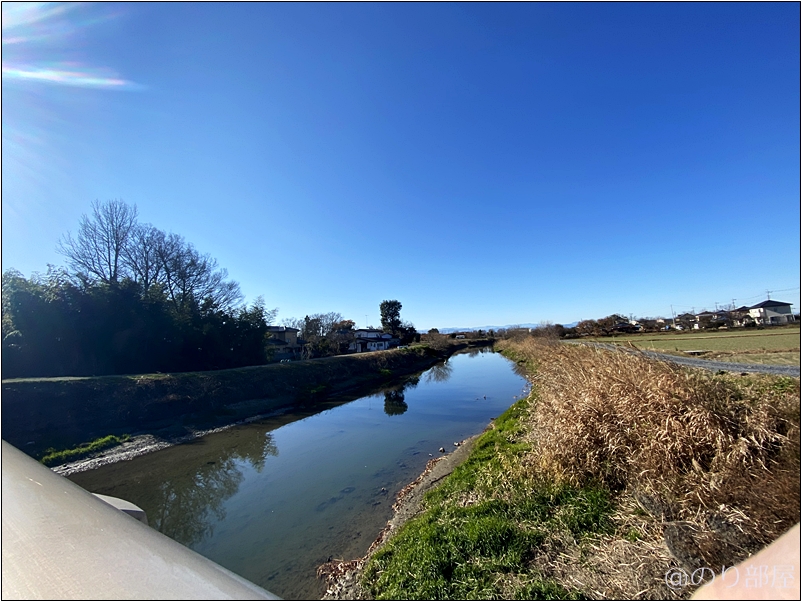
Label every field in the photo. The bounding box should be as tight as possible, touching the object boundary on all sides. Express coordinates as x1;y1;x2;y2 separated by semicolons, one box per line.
586;326;800;365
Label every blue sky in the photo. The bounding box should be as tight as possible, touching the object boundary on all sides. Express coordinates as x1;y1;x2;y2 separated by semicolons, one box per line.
2;2;800;330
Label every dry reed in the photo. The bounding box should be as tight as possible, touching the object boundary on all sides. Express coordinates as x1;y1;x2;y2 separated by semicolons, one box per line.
499;337;800;570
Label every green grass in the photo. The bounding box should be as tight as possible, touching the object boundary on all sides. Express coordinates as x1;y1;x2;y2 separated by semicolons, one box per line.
40;434;130;467
360;398;610;600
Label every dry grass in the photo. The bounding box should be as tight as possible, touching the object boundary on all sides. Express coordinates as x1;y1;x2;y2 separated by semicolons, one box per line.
498;337;800;585
706;351;800;366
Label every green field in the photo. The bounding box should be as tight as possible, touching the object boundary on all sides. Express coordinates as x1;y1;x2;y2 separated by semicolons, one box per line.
586;326;800;365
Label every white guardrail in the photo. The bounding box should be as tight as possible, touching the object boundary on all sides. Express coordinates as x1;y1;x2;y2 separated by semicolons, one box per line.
1;440;280;600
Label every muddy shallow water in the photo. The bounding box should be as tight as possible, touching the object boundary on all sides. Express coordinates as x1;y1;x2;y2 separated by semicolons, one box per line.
69;349;528;599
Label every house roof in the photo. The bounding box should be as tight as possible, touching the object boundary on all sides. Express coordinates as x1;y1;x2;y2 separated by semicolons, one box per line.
266;326;300;332
750;300;792;309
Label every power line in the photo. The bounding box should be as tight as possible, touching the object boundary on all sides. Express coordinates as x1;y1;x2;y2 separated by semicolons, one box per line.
668;286;801;317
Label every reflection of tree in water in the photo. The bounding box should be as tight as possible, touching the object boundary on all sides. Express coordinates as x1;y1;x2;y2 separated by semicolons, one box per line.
383;388;408;416
236;430;279;472
151;432;278;547
424;360;453;383
382;376;420;416
404;374;420;390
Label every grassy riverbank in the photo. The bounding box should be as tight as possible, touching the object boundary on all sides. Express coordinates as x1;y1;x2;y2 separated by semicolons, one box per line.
3;341;489;459
355;338;800;599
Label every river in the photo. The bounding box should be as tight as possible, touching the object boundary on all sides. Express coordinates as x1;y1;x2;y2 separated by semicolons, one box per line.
68;348;528;599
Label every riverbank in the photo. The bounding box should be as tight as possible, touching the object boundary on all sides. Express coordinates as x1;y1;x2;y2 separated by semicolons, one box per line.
318;433;483;600
327;337;799;599
3;341;491;462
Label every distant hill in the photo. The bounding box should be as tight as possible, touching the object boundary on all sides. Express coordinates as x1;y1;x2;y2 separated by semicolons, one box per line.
437;323;542;334
435;321;579;334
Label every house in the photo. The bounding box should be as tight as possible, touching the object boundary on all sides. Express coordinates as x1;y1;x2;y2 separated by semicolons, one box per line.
748;300;796;325
266;326;302;360
349;329;394;353
729;306;753;327
694;311;730;329
613;321;639;333
673;313;696;330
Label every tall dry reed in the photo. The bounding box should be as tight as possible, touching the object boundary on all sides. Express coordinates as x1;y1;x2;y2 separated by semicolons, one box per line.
500;338;799;551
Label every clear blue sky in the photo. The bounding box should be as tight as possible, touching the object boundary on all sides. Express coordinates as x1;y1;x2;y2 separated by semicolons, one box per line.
2;2;800;330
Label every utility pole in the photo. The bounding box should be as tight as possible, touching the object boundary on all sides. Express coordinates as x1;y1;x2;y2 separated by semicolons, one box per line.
766;290;772;300
670;305;676;329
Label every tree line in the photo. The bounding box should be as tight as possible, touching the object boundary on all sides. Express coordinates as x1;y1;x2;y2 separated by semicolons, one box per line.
2;199;415;379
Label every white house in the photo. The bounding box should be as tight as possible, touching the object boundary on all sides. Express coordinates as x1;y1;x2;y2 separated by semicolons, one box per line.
349;329;393;353
748;300;795;325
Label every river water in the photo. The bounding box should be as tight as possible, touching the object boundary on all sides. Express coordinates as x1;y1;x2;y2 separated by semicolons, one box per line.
69;348;528;599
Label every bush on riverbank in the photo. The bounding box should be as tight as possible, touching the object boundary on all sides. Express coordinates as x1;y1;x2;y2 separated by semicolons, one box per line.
356;338;799;599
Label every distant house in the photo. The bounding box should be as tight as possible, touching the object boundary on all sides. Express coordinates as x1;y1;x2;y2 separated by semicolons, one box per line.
693;311;730;329
749;300;795;325
349;329;394;353
673;313;696;330
266;326;302;360
729;306;753;327
612;321;638;333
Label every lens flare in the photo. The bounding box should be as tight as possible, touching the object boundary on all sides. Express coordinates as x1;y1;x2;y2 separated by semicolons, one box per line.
2;63;140;90
1;2;140;89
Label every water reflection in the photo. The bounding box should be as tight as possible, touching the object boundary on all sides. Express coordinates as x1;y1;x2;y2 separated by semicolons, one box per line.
151;432;278;546
383;389;408;416
424;360;453;383
382;375;420;416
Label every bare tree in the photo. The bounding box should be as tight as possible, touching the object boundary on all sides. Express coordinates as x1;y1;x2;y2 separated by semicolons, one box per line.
57;199;138;285
122;223;164;294
154;232;242;313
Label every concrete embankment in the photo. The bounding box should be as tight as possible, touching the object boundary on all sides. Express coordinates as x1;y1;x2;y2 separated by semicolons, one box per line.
2;341;491;457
